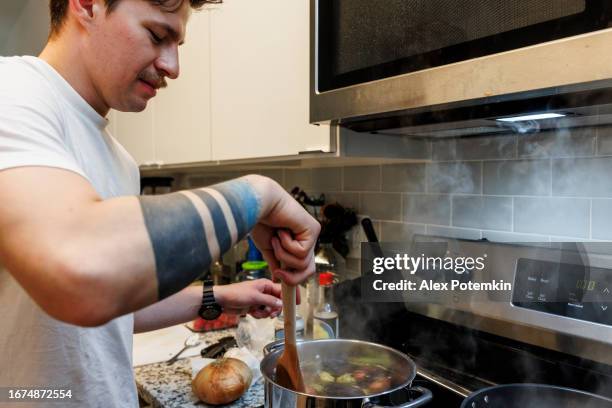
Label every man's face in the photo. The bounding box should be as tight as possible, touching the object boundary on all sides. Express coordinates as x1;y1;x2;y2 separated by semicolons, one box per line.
84;0;190;113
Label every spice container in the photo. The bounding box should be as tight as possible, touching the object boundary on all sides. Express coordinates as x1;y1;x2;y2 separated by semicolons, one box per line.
237;237;269;281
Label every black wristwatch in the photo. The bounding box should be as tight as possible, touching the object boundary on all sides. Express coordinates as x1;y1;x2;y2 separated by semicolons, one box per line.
198;280;223;320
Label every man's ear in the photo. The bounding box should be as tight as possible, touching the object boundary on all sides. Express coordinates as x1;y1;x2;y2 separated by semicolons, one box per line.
68;0;105;29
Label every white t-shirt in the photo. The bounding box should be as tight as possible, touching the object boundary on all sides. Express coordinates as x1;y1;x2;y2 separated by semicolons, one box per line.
0;56;141;407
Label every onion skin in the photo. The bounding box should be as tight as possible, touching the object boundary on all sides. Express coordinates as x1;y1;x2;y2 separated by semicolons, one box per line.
192;358;253;405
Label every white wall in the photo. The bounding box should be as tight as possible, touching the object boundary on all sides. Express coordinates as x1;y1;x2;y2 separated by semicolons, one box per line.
1;0;50;56
0;2;27;52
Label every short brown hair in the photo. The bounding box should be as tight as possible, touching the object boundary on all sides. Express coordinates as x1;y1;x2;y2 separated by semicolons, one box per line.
49;0;220;37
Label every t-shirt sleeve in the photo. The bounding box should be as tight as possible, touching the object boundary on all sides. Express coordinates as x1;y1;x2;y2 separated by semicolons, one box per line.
0;89;87;179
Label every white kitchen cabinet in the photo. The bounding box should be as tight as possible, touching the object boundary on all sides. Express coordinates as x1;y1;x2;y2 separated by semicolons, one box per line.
111;11;212;166
153;10;212;165
110;106;155;166
209;0;331;161
113;3;331;166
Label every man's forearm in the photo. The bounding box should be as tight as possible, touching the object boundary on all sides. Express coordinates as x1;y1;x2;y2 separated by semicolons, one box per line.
133;285;201;333
133;280;283;333
0;167;291;328
139;175;270;300
61;175;276;326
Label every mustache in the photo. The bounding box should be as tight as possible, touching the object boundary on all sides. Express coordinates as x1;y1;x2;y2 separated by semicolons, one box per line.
138;72;168;89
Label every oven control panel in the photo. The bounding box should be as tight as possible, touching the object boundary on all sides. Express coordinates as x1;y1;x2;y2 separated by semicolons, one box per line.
512;258;612;326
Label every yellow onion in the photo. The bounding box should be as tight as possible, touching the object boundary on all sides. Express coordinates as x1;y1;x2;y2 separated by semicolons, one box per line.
192;357;253;405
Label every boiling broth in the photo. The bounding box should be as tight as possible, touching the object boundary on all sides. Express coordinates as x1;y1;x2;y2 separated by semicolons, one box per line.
291;356;403;398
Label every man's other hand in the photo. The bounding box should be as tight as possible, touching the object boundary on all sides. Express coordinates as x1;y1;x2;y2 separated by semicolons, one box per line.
214;279;283;319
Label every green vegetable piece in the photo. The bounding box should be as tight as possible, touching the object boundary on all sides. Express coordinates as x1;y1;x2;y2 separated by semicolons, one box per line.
336;374;356;384
311;383;325;393
319;371;335;383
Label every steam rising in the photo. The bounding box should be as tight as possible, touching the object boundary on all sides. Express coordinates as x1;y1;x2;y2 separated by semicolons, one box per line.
334;122;612;400
499;119;541;135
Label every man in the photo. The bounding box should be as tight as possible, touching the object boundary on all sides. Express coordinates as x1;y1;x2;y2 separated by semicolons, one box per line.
0;0;319;406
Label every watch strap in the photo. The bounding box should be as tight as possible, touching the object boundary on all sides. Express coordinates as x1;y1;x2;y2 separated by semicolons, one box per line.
202;280;216;304
198;280;222;320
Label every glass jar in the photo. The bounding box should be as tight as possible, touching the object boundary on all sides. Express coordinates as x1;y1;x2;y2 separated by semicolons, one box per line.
313;272;339;339
274;312;305;341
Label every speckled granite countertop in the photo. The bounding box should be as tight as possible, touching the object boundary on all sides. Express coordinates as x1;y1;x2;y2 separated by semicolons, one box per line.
134;328;265;408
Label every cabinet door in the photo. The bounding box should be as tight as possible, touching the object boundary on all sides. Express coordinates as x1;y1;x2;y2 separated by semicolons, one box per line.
153;10;212;165
210;0;330;161
110;105;155;166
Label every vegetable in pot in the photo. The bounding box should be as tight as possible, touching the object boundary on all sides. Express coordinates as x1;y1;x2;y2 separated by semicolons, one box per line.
319;371;335;383
368;376;392;394
336;373;356;384
300;358;399;398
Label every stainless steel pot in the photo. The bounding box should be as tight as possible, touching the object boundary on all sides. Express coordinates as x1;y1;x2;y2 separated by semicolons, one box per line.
261;339;432;408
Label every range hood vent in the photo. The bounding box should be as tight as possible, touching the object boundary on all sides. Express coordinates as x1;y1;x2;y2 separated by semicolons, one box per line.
337;81;612;139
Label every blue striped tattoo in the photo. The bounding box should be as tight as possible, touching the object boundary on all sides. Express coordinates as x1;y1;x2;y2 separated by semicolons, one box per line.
191;189;232;253
139;178;262;300
210;179;261;237
139;193;211;299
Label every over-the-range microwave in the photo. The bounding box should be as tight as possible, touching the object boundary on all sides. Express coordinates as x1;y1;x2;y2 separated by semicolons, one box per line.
310;1;612;137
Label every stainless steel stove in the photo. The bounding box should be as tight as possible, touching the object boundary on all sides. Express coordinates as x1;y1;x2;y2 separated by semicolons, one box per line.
335;237;612;407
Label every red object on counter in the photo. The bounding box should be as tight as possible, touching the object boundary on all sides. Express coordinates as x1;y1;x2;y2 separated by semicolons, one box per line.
318;272;335;286
191;313;239;332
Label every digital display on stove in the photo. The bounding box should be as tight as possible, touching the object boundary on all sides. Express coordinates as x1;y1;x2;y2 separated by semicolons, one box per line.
512;258;612;325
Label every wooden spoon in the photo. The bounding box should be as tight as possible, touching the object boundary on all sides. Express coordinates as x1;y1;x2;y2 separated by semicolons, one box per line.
275;281;305;392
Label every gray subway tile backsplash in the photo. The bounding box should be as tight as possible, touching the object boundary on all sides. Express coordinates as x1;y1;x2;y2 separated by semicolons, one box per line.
514;197;590;238
380;222;426;242
403;194;451;225
452;196;512;231
592;199;612;240
432;134;516;161
552;157;612;197
360;192;402;221
427;162;481;194
596;126;612;155
311;167;342;192
483;159;550;196
182;125;612;247
381;163;426;192
189;171;241;188
517;128;596;158
188;175;225;188
284;169;312;191
343;165;381;192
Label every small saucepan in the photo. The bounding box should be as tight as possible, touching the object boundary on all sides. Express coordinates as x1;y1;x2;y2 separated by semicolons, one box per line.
261;339;432;408
461;384;612;408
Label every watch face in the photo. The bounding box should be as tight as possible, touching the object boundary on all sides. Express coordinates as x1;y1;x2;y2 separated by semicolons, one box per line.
201;305;222;320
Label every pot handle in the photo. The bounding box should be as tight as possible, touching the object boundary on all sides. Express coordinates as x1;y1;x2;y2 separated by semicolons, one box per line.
362;386;432;408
